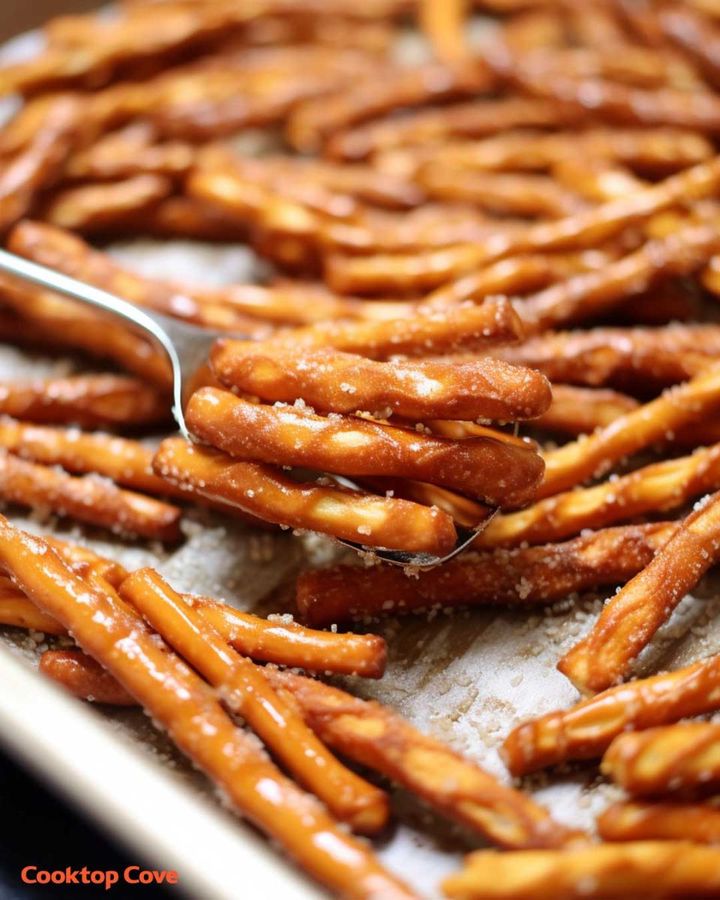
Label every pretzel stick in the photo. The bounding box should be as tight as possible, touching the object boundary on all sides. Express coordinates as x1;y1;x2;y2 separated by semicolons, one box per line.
559;491;720;693
120;568;388;834
425;256;558;307
0;375;168;429
0;449;182;542
658;4;720;89
154;437;457;554
64;128;194;182
0;97;78;233
419;0;468;63
326;156;720;293
41;649;137;704
40;175;172;235
295;523;677;626
326;98;581;161
477;443;720;549
598;801;720;845
533;385;638;436
494;325;720;390
521;224;720;332
503;653;720;776
540;365;720;499
442;842;720;899
602;723;720;797
266;669;582;849
211;342;551;422
9;221;270;335
0;520;413;898
285;59;495;152
186;388;544;507
0;578;66;634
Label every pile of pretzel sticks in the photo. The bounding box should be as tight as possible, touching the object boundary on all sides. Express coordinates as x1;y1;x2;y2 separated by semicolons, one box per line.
5;0;720;895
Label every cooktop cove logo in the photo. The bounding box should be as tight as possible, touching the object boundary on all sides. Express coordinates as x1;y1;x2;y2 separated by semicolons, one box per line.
21;866;180;890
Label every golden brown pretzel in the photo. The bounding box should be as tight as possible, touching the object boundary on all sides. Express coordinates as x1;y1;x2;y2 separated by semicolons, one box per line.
598;800;720;845
295;523;677;626
119;567;389;834
36;647;580;850
185;387;545;507
154;437;458;554
559;491;720;693
442;842;720;899
503;653;720;776
0;374;168;429
210;342;551;422
0;449;182;542
494;324;720;390
476;442;720;548
0;518;414;898
533;384;638;436
0;97;78;233
540;365;720;499
602;723;720;797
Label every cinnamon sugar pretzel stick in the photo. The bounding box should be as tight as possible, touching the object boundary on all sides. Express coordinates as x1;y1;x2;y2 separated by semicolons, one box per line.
330;155;720;293
0;97;78;233
0;375;168;429
503;653;720;776
326;98;581;161
0;450;181;542
598;801;720;845
0;521;414;898
210;343;551;421
476;442;720;548
296;523;677;626
533;385;638;436
602;722;720;797
285;59;495;152
40;175;172;235
154;437;457;554
265;669;582;849
494;325;720;390
540;365;720;499
442;842;720;899
559;491;720;693
120;568;389;834
185;387;545;507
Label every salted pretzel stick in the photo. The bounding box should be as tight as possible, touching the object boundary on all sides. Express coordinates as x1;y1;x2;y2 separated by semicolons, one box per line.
211;342;551;422
494;324;720;390
477;443;720;549
533;385;638;436
295;523;677;626
521;224;720;332
41;649;137;705
602;723;720;797
154;437;457;554
559;491;720;693
0;577;66;634
419;0;468;63
0;418;179;497
503;653;720;776
442;842;720;899
0;98;78;233
265;669;582;849
540;365;720;498
285;59;495;152
598;801;720;845
9;221;269;334
327;155;720;293
0;521;413;898
425;256;558;307
0;375;168;429
418;165;584;218
120;568;388;834
0;450;181;542
40;175;172;235
326;98;581;161
186;388;544;507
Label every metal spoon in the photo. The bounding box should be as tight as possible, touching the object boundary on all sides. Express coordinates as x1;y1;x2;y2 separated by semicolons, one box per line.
0;248;489;566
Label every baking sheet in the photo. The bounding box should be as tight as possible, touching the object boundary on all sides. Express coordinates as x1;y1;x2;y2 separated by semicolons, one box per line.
3;14;720;900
